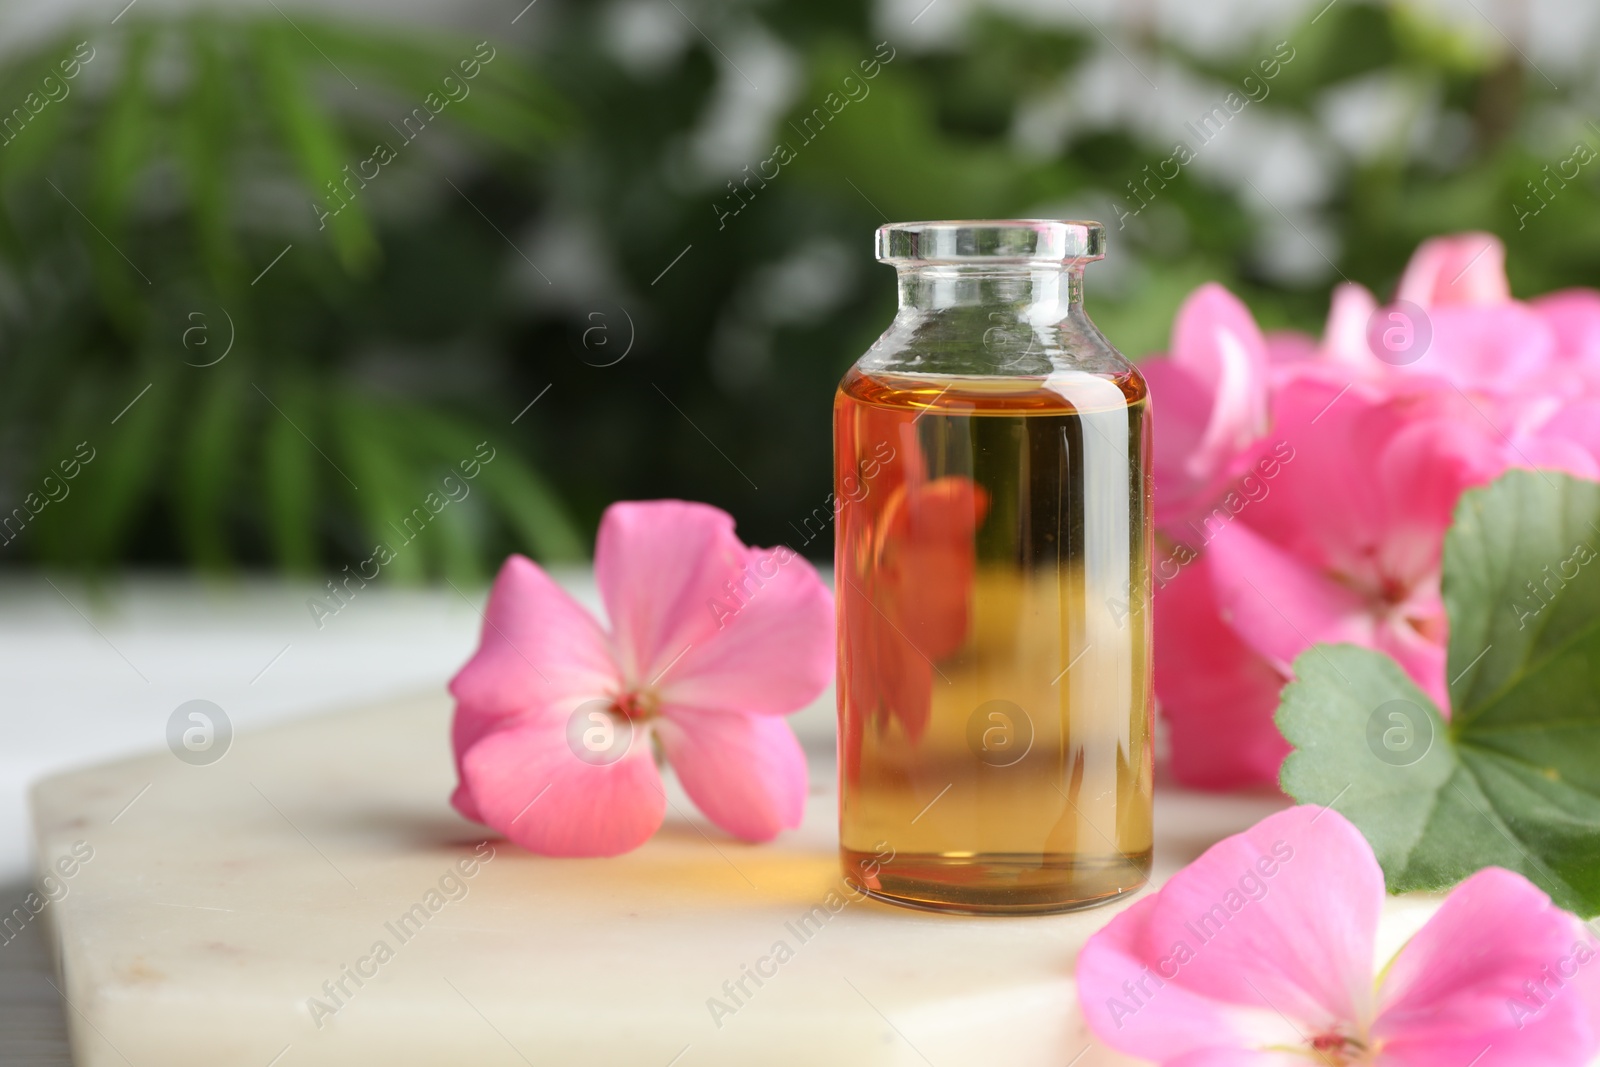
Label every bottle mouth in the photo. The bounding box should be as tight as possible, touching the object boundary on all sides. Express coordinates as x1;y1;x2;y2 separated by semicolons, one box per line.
875;219;1105;266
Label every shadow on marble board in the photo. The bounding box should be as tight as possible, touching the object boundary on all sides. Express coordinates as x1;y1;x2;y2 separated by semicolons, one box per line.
309;804;499;852
0;880;73;1066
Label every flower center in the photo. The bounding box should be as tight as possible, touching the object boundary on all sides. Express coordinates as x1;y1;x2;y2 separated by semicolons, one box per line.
1302;1030;1371;1065
1375;573;1410;606
612;688;659;722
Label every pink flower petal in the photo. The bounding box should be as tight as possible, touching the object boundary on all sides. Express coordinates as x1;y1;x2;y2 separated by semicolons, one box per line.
451;706;510;823
460;713;666;857
1206;511;1452;712
1147;284;1273;530
1534;288;1600;393
1079;806;1383;1061
594;500;751;685
1324;282;1380;369
1372;613;1450;713
1078;898;1302;1062
448;554;621;721
1399;303;1554;397
1376;425;1503;584
1171;284;1272;476
1165;1052;1307;1067
1513;434;1600;481
1153;552;1290;790
1232;377;1392;575
1374;418;1507;587
1243;378;1500;591
1146;358;1234;530
1525;401;1600;476
1265;329;1319;368
656;545;834;716
450;502;831;857
1397;233;1511;307
1198;384;1502;713
657;706;807;842
448;555;622;822
1374;867;1600;1067
1267;329;1318;371
1204;520;1373;676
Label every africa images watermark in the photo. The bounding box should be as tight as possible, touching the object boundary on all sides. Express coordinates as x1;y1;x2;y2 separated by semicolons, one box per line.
704;841;896;1029
712;41;897;230
1102;838;1295;1029
704;438;897;631
0;840;95;949
704;544;803;631
1511;536;1596;631
1111;40;1297;229
306;441;497;628
311;41;498;231
1;441;97;549
305;841;496;1028
789;438;896;551
1107;440;1295;628
1513;124;1600;231
0;40;95;147
1506;928;1600;1031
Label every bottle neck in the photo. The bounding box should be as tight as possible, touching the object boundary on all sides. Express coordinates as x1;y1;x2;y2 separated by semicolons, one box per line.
896;264;1085;317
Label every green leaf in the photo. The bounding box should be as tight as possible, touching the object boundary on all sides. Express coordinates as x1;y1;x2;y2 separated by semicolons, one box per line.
84;26;156;325
259;380;321;573
0;35;89;181
67;374;172;568
1278;470;1600;916
388;402;586;564
286;23;566;153
177;370;248;571
332;397;429;584
251;23;378;272
473;451;586;563
91;28;154;232
177;18;245;290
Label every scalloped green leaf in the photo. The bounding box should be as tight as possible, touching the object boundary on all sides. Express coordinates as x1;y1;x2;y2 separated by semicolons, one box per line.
1279;470;1600;916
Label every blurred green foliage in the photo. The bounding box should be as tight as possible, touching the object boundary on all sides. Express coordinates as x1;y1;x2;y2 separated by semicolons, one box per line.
1;1;1597;576
0;15;580;581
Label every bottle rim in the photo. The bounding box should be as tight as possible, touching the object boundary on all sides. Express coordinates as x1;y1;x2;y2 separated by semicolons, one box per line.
875;219;1105;265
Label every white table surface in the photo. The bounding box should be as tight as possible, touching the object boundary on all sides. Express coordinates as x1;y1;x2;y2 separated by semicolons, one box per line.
0;570;601;1066
32;690;1297;1067
1;571;1449;1067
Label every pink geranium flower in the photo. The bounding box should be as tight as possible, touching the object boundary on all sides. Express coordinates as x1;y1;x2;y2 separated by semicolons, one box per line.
1148;232;1600;789
448;500;834;857
1396;231;1512;307
1140;283;1273;529
1301;236;1552;403
1078;805;1600;1066
1154;377;1506;786
1205;378;1505;702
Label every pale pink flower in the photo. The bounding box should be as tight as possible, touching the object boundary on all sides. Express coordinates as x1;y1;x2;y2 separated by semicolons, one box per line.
1151;552;1293;789
1396;231;1511;307
1078;805;1600;1066
1269;282;1381;389
1142;283;1273;529
1154;377;1507;787
1145;234;1600;790
449;501;834;857
1307;245;1552;405
1523;289;1600;474
1536;288;1600;391
1314;235;1600;475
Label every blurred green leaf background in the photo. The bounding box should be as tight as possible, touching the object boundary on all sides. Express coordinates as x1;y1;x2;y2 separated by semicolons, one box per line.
0;0;1594;578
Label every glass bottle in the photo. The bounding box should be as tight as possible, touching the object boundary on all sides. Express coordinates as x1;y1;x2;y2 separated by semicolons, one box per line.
834;220;1152;915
